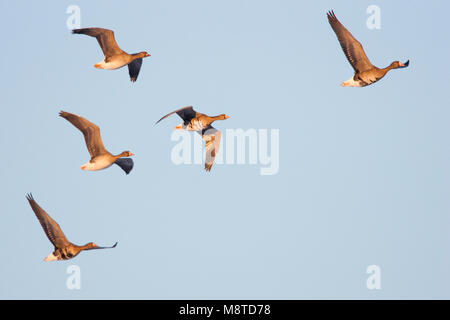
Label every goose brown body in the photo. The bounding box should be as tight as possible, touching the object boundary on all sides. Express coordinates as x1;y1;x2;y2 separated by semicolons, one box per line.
156;106;230;171
26;193;117;261
59;111;134;174
327;10;409;87
72;27;150;82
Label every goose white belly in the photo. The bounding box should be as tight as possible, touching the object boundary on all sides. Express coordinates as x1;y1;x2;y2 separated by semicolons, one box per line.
44;252;58;262
341;76;361;87
81;155;114;171
94;58;127;70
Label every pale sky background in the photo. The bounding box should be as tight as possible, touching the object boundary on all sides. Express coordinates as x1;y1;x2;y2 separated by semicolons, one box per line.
1;0;449;299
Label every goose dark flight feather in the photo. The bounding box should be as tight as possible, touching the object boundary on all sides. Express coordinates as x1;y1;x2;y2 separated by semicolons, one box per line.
327;10;409;87
26;193;117;261
155;106;197;125
72;27;150;82
156;106;229;171
59;111;134;174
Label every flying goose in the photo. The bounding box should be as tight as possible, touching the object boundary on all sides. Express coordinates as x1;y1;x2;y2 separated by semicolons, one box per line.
72;27;150;82
156;106;230;171
327;10;409;87
59;111;134;174
26;193;117;261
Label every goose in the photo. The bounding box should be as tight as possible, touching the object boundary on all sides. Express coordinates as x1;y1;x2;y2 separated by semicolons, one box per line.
72;27;150;82
327;10;409;87
26;193;117;261
59;111;134;174
156;106;230;171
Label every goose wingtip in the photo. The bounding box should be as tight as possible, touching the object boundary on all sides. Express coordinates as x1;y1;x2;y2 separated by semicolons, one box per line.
399;60;410;68
327;9;336;19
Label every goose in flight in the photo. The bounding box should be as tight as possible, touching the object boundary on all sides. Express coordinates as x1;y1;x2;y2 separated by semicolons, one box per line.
59;111;134;174
72;27;150;82
327;10;409;87
156;106;230;171
26;193;117;261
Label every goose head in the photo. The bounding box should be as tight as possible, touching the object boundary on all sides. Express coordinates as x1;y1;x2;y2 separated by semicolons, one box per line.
391;60;409;69
78;242;98;252
139;51;151;58
211;114;230;121
118;151;134;157
85;242;97;249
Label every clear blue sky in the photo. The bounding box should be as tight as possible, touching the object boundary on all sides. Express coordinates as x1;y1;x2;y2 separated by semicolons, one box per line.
1;0;449;299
